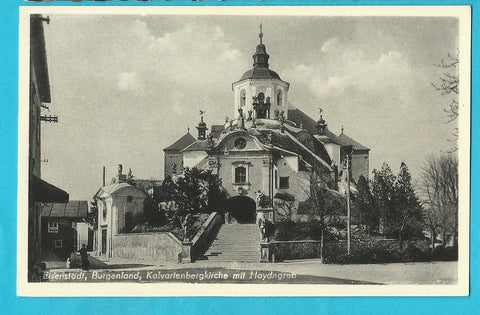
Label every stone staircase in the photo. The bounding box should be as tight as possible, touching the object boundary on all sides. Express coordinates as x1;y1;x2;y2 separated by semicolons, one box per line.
204;223;261;262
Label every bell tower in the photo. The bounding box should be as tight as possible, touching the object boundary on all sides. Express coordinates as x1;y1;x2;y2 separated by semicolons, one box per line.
232;25;290;123
196;115;208;140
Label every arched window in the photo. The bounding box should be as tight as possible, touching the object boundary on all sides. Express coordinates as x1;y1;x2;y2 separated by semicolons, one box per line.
235;166;247;184
277;90;283;106
240;89;246;107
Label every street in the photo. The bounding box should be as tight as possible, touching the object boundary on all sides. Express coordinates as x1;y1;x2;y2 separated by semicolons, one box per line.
45;255;457;284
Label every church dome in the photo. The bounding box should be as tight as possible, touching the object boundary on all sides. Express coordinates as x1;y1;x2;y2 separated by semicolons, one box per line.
240;67;281;80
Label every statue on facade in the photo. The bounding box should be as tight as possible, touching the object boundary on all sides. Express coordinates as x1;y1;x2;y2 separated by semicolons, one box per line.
238;108;245;129
274;109;279;120
267;132;273;146
207;133;214;149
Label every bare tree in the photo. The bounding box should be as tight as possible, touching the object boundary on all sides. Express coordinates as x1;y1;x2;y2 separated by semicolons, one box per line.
421;154;458;248
432;52;459;150
302;166;345;263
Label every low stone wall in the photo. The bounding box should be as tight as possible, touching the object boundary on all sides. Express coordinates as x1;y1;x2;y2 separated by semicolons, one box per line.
113;232;183;262
191;212;223;260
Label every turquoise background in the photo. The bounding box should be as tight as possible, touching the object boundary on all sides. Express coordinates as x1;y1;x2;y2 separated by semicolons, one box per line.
0;0;477;313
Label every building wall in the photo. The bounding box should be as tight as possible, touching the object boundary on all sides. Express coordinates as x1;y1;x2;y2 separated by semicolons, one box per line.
274;156;309;203
76;222;89;250
114;195;145;234
96;186;146;257
41;217;76;254
164;151;183;179
112;233;183;262
351;150;369;182
324;143;341;167
30;59;42;178
218;152;270;199
97;197;112;256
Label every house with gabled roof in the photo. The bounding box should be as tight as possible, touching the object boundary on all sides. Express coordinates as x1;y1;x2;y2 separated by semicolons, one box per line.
41;201;88;257
163;130;196;178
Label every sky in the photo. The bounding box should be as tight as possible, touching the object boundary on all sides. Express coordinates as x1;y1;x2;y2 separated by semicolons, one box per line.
37;14;459;201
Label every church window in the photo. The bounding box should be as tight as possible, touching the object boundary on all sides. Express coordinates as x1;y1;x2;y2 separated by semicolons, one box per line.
277;90;283;106
279;176;290;189
172;163;177;174
240;89;246;107
54;240;63;248
235;166;247;184
234;137;247;150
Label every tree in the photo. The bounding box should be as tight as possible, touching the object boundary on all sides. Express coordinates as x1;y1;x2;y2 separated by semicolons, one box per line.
392;162;424;244
172;167;225;241
421;154;458;248
86;199;98;229
432;52;459;150
353;175;377;234
371;163;396;235
303;166;345;263
126;168;136;186
274;192;296;222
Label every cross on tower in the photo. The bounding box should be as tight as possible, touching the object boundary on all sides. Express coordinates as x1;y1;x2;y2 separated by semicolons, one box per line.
259;23;263;44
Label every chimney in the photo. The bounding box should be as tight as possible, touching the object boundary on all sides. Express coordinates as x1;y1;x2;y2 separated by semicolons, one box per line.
117;164;126;183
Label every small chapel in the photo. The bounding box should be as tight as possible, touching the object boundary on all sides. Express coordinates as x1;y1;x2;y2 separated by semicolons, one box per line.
163;26;370;224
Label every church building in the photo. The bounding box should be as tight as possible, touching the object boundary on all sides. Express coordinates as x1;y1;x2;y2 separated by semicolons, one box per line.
164;26;369;224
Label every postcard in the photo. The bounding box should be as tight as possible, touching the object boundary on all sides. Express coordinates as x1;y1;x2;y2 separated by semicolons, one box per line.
18;5;470;296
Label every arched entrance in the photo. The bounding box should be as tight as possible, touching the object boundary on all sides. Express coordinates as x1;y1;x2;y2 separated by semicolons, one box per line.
226;196;256;224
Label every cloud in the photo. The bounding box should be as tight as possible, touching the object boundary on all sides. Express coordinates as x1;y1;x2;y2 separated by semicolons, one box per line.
284;39;415;98
321;37;339;53
119;20;248;93
378;50;404;64
117;72;144;93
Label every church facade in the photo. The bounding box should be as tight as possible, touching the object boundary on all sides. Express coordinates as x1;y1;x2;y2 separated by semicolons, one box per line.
164;27;369;223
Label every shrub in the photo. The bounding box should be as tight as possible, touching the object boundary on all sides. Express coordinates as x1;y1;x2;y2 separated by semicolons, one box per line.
272;219;336;242
323;240;458;264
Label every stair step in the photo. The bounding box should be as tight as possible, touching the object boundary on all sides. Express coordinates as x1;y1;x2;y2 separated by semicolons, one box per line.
201;223;262;262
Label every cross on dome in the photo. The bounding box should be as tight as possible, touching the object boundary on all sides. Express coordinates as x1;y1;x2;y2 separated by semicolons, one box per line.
259;23;263;45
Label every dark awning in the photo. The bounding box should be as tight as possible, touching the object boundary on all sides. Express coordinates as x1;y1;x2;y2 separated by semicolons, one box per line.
30;175;69;203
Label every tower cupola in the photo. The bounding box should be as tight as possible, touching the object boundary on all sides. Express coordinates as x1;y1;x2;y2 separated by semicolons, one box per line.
232;25;290;123
317;115;327;135
253;24;270;68
196;115;208;140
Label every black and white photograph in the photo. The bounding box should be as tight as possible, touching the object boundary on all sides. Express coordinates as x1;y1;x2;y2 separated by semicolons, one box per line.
19;6;470;296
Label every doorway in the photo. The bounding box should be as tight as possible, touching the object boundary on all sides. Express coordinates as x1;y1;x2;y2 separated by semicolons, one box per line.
226;196;256;223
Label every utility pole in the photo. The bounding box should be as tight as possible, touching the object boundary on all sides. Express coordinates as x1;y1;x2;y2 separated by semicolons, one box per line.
346;155;351;255
346;146;355;255
102;166;106;187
